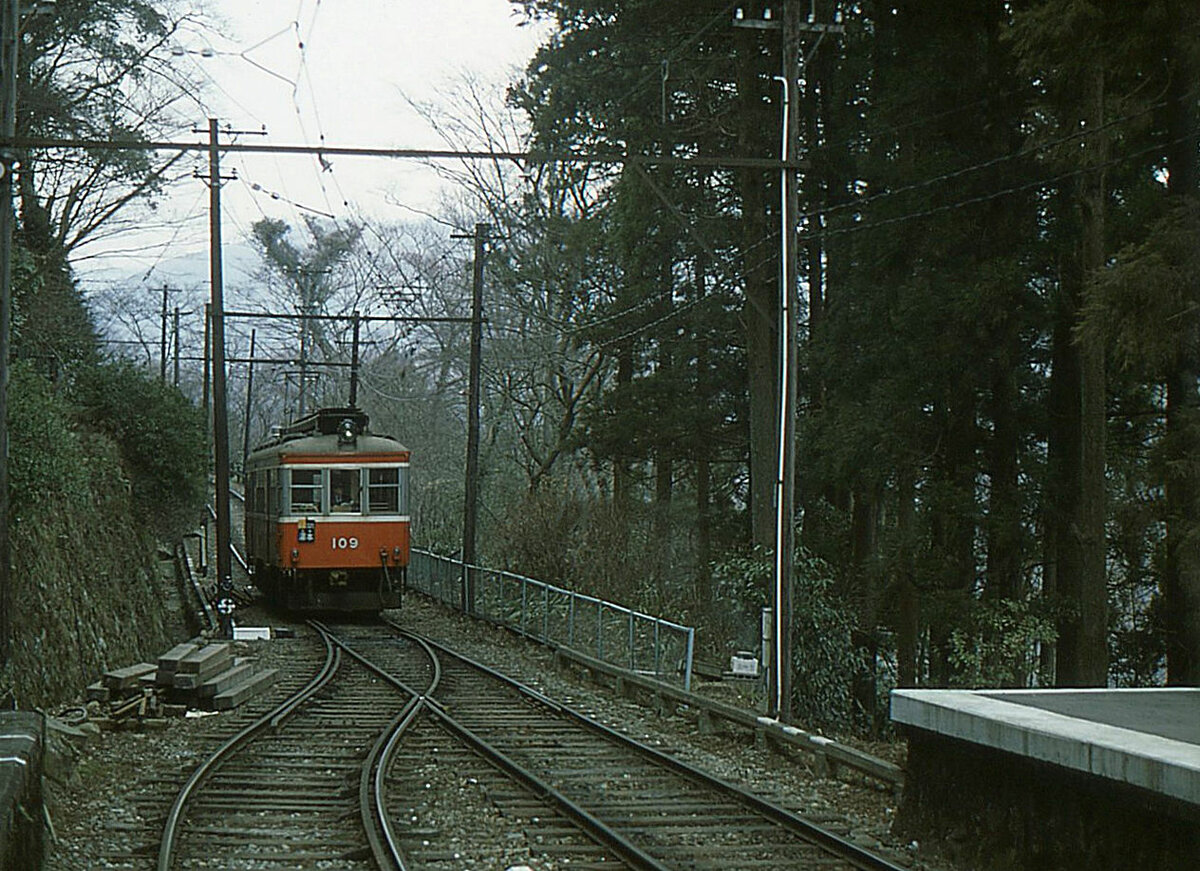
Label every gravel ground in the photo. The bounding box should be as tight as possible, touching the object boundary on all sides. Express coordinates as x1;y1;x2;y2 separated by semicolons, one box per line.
42;594;965;871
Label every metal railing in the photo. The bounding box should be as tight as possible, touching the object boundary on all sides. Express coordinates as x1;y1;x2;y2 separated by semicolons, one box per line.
409;549;696;691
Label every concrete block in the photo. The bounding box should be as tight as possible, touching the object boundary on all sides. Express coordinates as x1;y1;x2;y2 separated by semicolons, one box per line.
0;712;44;871
891;687;1200;807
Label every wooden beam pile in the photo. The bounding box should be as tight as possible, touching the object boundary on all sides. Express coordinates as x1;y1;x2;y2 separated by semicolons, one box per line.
86;640;277;729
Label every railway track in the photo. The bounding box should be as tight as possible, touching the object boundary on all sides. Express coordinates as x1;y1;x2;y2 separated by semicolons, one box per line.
154;618;906;870
388;619;907;871
156;621;434;870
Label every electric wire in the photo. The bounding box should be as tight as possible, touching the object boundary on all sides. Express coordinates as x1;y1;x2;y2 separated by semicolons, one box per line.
808;87;1183;226
65;12;1196;385
808;124;1199;242
240;174;337;219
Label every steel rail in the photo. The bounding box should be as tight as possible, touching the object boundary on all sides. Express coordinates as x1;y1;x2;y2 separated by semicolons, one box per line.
156;623;339;871
424;702;672;871
320;621;441;699
318;622;443;871
373;618;668;870
410;627;910;871
359;697;423;871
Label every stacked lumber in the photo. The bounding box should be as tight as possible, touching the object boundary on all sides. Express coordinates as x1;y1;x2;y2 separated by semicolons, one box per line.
86;663;160;725
158;641;278;710
86;640;277;729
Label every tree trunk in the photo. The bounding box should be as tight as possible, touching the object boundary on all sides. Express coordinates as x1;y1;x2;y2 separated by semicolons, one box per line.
694;253;713;608
850;488;880;725
613;343;633;508
985;365;1022;601
1056;65;1108;687
1042;249;1078;683
927;384;977;686
1165;367;1200;685
653;260;676;591
735;25;779;549
1163;25;1200;685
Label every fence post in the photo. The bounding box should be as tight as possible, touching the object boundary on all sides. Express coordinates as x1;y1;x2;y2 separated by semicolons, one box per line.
683;627;696;692
628;610;635;670
654;618;661;677
596;601;604;661
568;593;576;647
520;577;528;633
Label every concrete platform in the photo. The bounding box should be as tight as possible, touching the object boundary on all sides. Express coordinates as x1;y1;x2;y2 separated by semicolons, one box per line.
890;687;1200;871
890;687;1200;805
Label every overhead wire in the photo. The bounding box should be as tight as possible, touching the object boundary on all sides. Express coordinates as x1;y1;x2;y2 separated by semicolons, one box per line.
290;0;343;225
808;87;1181;227
240;175;337;219
86;8;1191;389
808;124;1200;242
138;182;210;283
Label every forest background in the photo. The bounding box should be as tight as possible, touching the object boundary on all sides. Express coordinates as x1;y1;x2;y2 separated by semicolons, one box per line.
6;0;1199;730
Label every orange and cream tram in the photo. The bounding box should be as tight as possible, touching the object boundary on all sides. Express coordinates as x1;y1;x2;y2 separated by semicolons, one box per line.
244;407;409;611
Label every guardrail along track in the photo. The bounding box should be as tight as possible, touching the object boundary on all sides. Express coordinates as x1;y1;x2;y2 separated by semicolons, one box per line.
397;624;906;871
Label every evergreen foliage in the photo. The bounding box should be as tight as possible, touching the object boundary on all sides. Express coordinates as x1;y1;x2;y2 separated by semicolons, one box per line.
495;0;1200;712
73;360;208;542
710;547;860;729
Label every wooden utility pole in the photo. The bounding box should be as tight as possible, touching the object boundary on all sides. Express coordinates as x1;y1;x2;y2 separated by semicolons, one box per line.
200;118;236;636
242;328;256;472
172;306;181;386
202;303;211;418
454;223;489;615
349;310;361;407
734;0;841;722
159;284;169;381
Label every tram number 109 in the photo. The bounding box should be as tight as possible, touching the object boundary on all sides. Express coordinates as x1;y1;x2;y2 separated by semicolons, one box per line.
332;536;359;550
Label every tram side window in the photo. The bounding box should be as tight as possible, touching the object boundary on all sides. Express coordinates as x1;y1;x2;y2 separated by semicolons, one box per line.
368;468;399;513
330;468;361;513
291;468;323;513
251;471;266;513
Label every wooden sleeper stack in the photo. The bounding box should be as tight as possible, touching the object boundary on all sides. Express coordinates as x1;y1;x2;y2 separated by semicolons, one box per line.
87;640;277;727
159;641;277;710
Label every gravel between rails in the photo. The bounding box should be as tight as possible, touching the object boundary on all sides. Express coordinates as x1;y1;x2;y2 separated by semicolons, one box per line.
43;594;965;871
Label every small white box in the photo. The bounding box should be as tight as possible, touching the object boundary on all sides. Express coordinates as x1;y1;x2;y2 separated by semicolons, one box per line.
730;653;759;677
233;626;271;641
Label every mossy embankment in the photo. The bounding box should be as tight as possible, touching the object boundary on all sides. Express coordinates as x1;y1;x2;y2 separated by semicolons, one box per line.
4;361;206;708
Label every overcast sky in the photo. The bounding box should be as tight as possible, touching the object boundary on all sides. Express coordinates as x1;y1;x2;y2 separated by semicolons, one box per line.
76;0;547;297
